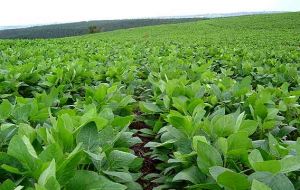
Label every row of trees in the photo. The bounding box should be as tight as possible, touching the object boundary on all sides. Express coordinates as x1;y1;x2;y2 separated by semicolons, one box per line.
0;18;203;39
88;26;102;34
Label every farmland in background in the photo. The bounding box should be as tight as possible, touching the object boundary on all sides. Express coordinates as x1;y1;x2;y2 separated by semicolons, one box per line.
0;12;299;190
0;18;203;39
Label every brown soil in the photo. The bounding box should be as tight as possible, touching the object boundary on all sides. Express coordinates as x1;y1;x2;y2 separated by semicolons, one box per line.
130;121;159;190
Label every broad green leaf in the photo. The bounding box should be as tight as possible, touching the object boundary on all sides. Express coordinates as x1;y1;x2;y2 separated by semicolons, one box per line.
167;111;193;137
14;186;24;190
0;152;24;172
196;141;223;174
192;105;206;124
253;160;281;173
277;126;296;138
94;84;107;103
173;166;204;184
119;95;136;107
163;95;170;109
234;112;245;132
85;150;106;171
102;170;133;183
268;133;287;157
263;121;276;130
139;102;162;113
217;171;250;190
172;96;188;114
0;100;13;120
18;123;36;143
212;114;236;137
192;135;208;151
209;166;231;181
76;121;99;152
254;102;268;120
0;179;15;190
124;182;143;190
56;143;83;186
266;108;279;120
249;172;295;190
280;156;300;173
249;149;281;173
38;160;56;186
227;132;251;156
56;114;74;151
233;76;252;97
7;135;43;178
1;164;23;175
112;115;134;129
65;170;126;190
248;149;264;166
251;179;271;190
215;137;228;156
21;135;38;158
80;104;108;130
239;120;258;136
12;104;32;122
29;101;49;122
0;123;17;145
108;150;137;170
187;183;221;190
39;143;64;163
44;177;60;190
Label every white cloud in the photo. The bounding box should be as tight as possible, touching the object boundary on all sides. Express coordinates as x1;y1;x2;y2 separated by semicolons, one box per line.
0;0;299;26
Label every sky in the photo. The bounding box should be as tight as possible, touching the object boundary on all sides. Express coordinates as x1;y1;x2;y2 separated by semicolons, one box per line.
0;0;299;26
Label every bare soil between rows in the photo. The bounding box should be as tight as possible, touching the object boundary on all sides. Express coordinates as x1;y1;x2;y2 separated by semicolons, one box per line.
129;121;160;190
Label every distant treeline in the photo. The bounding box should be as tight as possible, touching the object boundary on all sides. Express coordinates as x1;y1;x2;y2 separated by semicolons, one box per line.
0;18;204;39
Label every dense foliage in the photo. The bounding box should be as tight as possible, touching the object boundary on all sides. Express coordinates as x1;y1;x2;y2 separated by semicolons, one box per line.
0;12;299;190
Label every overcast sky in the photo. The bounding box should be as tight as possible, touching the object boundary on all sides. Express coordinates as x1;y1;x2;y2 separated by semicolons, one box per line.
0;0;299;26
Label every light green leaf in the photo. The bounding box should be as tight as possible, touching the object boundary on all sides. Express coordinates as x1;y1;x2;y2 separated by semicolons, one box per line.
253;160;281;174
192;136;208;151
0;179;15;190
65;170;126;190
251;179;271;190
249;172;295;190
76;121;99;152
249;149;281;173
39;143;63;163
196;141;223;174
167;111;193;137
102;171;133;183
56;115;74;151
0;100;13;120
108;150;137;170
234;112;245;132
239;120;258;136
173;166;204;184
119;95;136;107
217;171;250;190
209;166;231;181
139;102;162;113
280;156;300;173
112;115;134;129
56;143;83;186
38;160;56;186
248;149;264;167
215;137;228;156
212;114;236;137
227;132;251;156
18;123;36;143
7;135;42;176
12;104;32;122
